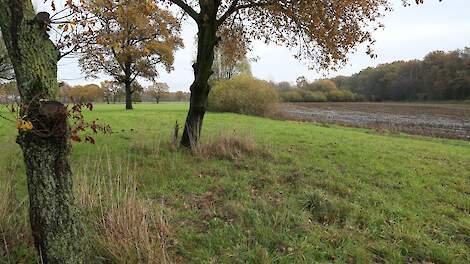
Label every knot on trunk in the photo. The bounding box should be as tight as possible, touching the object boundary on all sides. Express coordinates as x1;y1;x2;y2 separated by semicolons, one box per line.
28;12;51;30
26;100;68;140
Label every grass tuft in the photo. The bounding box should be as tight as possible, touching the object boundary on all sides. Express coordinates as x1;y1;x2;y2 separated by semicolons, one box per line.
301;190;351;225
192;131;268;160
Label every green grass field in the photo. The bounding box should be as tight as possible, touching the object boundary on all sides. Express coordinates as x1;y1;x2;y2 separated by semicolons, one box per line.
1;103;470;263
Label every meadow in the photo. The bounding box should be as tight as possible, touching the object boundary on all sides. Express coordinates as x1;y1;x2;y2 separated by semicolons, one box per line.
1;103;469;263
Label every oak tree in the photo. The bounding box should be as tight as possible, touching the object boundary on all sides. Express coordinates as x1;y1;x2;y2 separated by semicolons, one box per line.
68;83;104;103
175;90;187;101
148;82;170;103
101;80;120;104
163;0;426;148
77;0;183;109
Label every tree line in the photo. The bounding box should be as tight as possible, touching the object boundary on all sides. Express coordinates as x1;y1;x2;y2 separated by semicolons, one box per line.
331;48;470;101
272;48;470;103
274;78;361;102
59;82;189;104
1;80;189;104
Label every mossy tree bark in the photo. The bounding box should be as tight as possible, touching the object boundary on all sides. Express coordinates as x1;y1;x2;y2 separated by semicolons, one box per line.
0;0;85;263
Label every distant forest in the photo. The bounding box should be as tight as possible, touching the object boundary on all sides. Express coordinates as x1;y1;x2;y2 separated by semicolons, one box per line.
330;47;470;101
275;47;470;102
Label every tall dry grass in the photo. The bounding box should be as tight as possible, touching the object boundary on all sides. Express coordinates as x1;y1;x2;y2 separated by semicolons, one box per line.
0;160;31;262
0;170;15;261
75;152;174;264
191;130;270;160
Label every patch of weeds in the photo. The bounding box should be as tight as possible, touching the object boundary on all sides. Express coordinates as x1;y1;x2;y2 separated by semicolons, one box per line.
93;198;173;264
192;131;271;160
300;190;351;225
393;231;456;264
75;157;175;263
312;180;353;199
0;164;36;263
249;174;274;191
130;137;162;157
353;209;372;231
186;191;218;221
279;170;305;188
216;201;248;225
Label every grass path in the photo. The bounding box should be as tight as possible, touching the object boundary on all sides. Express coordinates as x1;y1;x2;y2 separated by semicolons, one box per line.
1;103;469;263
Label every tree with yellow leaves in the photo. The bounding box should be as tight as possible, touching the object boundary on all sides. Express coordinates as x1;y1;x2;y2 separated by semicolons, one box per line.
77;0;183;109
148;82;170;103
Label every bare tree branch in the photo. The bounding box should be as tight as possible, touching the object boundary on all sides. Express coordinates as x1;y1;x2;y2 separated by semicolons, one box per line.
169;0;200;21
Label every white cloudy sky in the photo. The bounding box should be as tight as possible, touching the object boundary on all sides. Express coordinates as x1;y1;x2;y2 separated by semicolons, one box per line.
35;0;470;92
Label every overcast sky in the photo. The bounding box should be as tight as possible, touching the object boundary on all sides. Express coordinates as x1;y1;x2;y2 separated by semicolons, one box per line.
36;0;470;92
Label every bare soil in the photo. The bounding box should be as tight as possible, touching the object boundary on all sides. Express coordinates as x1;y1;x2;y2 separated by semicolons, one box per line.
281;102;470;140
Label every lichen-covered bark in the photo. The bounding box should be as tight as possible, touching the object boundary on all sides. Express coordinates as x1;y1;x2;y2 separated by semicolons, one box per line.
0;0;58;101
17;132;85;263
0;0;85;262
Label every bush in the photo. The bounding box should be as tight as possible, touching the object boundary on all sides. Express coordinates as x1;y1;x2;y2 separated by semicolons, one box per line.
280;90;303;102
308;79;338;93
281;88;360;102
208;75;279;116
327;90;356;102
300;90;328;102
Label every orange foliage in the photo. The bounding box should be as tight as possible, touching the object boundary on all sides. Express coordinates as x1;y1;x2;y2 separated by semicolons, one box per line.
76;0;183;83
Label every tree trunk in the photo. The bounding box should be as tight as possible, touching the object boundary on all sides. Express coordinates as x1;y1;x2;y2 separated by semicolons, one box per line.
0;1;85;262
17;127;85;263
181;12;218;148
125;81;133;110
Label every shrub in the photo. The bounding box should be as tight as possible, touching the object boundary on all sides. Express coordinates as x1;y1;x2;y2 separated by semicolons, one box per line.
343;90;358;101
280;90;304;102
300;90;328;102
326;90;344;101
308;79;338;93
208;75;279;116
327;90;356;102
281;88;359;102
